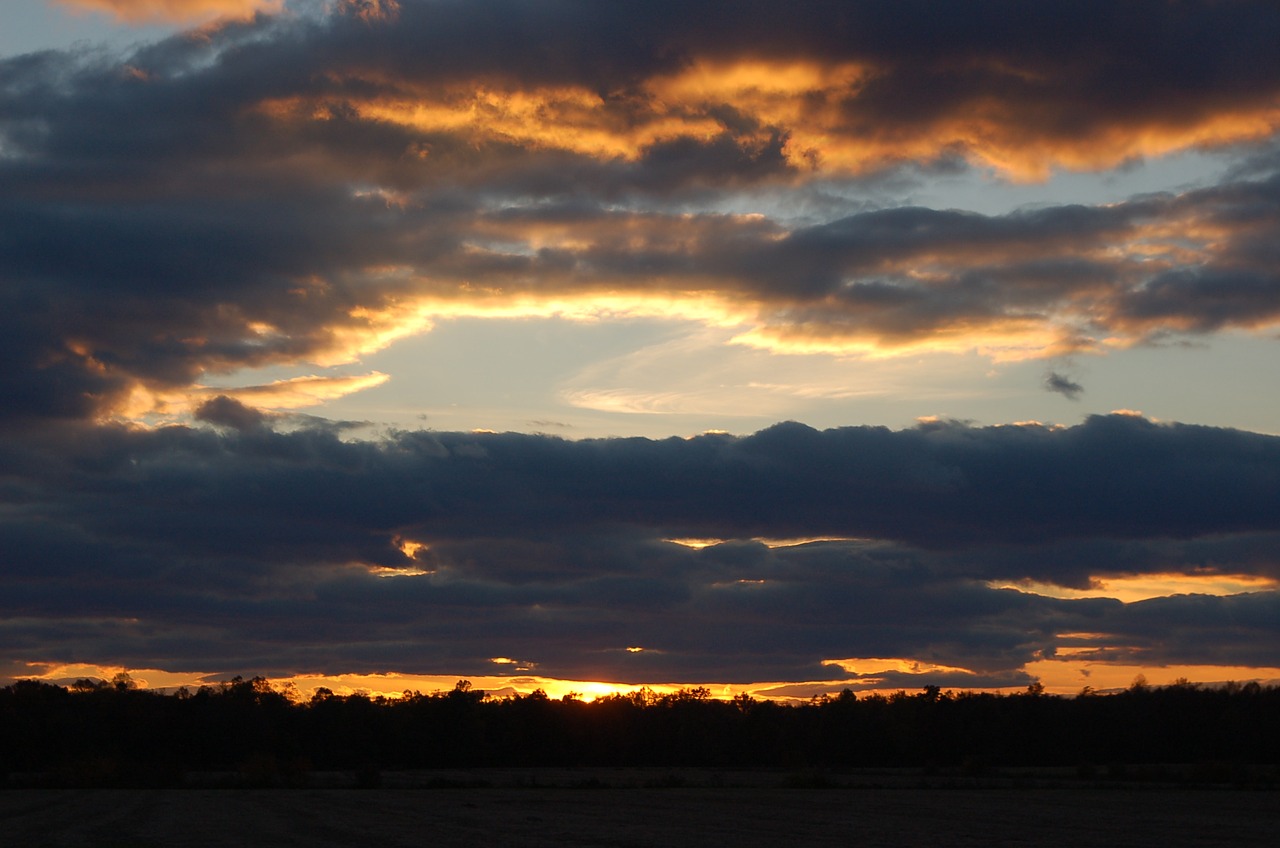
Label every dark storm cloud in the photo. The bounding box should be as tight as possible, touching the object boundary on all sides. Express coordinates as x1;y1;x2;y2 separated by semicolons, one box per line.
2;414;1279;681
121;0;1280;148
1115;267;1280;332
0;526;1065;681
9;413;1280;560
194;395;268;430
1090;591;1280;668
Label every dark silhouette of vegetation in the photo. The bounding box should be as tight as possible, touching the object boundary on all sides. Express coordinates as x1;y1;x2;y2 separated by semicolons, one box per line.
2;677;1278;787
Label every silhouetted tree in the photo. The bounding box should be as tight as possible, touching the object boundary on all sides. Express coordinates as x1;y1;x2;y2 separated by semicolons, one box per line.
2;677;1279;785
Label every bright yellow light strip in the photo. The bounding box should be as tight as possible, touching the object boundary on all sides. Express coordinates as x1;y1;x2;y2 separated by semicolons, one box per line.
1025;659;1280;694
14;660;1280;703
730;319;1092;363
212;372;391;407
822;657;975;676
753;536;860;548
272;672;672;702
364;565;432;578
992;573;1278;603
112;372;391;422
357;91;725;162
663;538;725;549
308;290;754;373
665;536;862;550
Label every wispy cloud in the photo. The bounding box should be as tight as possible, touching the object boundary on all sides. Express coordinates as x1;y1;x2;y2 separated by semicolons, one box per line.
1044;370;1084;400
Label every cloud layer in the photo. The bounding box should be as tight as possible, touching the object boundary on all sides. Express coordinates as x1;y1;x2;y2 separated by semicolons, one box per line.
3;1;1280;426
3;412;1278;683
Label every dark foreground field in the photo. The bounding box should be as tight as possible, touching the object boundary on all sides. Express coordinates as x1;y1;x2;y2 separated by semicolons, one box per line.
3;775;1277;848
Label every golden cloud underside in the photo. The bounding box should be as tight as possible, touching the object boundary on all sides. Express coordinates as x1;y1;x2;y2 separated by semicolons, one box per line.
119;372;389;419
57;0;283;23
258;58;1280;179
48;39;1280;424
78;189;1269;424
28;659;1280;700
270;204;1237;370
995;573;1279;603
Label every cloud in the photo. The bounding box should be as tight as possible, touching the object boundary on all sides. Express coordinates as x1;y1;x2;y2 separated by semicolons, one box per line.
200;373;391;410
222;1;1280;179
12;413;1280;560
4;2;1280;427
4;1;1280;687
2;414;1279;682
56;0;284;23
1043;370;1084;400
193;394;267;430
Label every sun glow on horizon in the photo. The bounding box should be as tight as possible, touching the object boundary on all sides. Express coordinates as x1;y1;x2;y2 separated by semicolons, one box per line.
1024;659;1280;694
11;659;1280;703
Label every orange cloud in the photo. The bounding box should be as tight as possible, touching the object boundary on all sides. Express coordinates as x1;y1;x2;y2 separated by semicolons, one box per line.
115;372;389;422
729;316;1083;362
287;199;1255;366
324;289;754;359
822;657;975;676
992;573;1279;603
1025;659;1280;695
56;0;283;23
205;372;390;409
652;58;1280;180
226;81;1280;362
21;13;1280;427
269;87;726;164
260;56;1280;182
337;0;399;24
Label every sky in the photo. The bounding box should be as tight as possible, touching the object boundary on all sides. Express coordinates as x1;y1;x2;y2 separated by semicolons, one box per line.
2;0;1280;700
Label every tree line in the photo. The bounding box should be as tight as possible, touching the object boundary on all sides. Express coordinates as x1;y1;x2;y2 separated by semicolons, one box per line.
2;676;1277;786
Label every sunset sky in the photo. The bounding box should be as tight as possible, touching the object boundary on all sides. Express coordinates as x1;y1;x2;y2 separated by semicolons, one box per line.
3;0;1280;700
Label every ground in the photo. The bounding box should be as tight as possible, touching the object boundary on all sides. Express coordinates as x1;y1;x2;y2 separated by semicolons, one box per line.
2;770;1277;847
